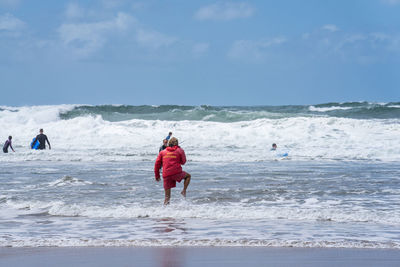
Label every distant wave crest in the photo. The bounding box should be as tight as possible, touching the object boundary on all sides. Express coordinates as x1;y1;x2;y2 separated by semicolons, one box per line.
56;102;400;122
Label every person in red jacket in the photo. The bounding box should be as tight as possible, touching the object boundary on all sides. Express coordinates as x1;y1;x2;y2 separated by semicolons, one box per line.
154;137;191;205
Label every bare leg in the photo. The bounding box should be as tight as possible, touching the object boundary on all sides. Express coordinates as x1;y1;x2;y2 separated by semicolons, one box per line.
181;173;191;198
164;189;171;205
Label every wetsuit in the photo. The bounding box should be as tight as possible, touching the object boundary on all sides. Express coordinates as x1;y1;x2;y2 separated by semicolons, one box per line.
159;144;167;153
3;140;13;153
33;134;50;150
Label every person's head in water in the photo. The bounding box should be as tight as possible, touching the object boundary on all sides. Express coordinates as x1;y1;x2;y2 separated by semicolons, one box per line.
8;136;12;140
168;137;178;147
168;132;172;136
272;143;277;150
40;129;43;133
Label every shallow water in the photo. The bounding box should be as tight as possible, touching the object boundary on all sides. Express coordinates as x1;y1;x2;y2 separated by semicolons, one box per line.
1;160;399;248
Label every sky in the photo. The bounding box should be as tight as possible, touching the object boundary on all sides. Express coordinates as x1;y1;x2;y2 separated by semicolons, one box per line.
0;0;399;106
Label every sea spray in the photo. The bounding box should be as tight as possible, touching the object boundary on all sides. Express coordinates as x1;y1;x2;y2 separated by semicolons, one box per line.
0;103;399;162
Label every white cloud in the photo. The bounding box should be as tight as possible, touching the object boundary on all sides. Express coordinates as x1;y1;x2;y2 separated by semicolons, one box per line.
370;32;391;41
228;37;286;61
368;33;400;53
131;2;147;11
0;13;25;31
297;26;400;64
192;42;209;56
321;24;339;32
302;33;311;40
58;6;178;57
0;0;20;7
136;28;177;49
335;34;367;50
381;0;400;5
317;32;400;63
194;2;254;21
101;0;126;9
65;3;85;19
58;12;134;56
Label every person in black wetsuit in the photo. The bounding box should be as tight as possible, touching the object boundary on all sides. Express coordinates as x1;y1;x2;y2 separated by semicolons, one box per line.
159;139;168;153
3;136;15;153
32;129;51;150
271;143;277;151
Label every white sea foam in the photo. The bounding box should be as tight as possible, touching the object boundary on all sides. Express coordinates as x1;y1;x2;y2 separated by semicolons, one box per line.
2;197;400;248
3;199;400;225
0;105;399;163
309;106;353;112
1;238;398;248
48;176;93;187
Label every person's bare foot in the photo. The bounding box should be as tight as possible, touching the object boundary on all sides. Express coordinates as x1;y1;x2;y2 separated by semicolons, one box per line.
181;190;186;198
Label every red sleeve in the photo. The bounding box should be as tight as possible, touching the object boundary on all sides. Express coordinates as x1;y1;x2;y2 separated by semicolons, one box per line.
154;152;163;178
179;148;186;165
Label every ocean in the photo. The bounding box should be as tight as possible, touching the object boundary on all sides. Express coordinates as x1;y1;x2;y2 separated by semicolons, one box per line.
0;102;399;248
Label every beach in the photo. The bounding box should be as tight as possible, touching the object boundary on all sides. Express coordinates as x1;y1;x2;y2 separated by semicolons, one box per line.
1;247;400;267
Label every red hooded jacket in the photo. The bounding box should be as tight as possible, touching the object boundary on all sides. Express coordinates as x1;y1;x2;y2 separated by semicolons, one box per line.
154;146;186;179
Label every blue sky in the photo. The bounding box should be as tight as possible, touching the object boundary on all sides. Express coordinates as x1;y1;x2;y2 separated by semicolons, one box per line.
1;0;399;106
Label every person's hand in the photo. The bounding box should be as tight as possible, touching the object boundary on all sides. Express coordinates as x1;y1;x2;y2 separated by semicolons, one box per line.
155;177;160;182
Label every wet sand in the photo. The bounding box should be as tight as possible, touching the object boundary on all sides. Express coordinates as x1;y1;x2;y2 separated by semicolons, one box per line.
1;247;399;267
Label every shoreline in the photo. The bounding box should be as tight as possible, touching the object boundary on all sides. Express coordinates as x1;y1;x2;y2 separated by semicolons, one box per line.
1;247;399;267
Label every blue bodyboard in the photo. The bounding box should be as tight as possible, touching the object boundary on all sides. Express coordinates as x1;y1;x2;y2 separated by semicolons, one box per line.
30;138;39;150
275;152;289;158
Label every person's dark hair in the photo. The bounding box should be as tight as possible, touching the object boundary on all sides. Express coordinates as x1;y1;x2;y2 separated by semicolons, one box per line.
272;143;276;147
40;128;43;132
8;136;12;140
169;132;172;135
